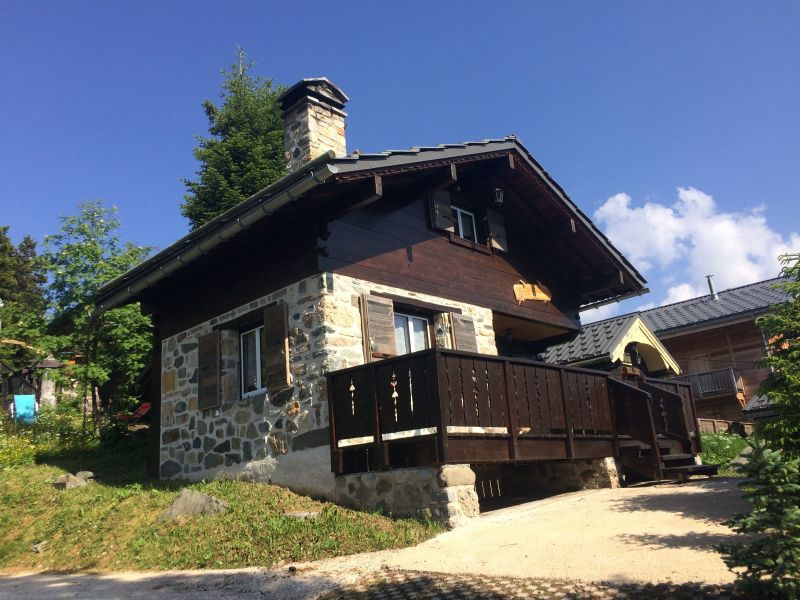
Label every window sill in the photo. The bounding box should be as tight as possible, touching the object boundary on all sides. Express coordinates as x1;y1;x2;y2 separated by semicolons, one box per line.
447;233;493;255
241;388;266;400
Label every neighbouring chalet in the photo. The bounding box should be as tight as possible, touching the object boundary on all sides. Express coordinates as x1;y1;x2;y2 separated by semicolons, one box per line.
543;314;681;379
95;78;714;525
641;277;788;421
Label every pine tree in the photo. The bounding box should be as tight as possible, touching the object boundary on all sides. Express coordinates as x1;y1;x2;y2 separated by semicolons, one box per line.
181;49;286;230
719;440;800;599
758;252;800;456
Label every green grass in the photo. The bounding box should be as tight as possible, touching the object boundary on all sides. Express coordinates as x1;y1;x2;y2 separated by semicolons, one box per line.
0;432;443;572
700;432;749;477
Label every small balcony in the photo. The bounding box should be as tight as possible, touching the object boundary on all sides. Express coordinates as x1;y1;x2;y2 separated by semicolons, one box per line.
326;348;701;477
677;367;745;403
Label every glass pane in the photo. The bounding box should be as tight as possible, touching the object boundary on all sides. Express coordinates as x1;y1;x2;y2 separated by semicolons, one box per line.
394;315;409;355
241;329;259;393
410;317;429;351
461;211;477;242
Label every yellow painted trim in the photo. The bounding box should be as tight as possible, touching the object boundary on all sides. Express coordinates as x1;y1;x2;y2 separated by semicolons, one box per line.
609;317;682;374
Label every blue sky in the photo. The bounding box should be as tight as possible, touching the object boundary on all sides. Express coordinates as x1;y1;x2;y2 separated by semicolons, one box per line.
2;2;798;319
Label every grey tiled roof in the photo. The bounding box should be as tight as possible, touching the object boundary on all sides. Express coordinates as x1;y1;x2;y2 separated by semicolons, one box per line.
542;314;639;365
640;277;789;334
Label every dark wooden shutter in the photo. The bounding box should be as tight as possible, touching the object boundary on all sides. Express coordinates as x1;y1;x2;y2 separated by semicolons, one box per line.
450;313;479;353
262;302;291;394
428;190;455;232
198;331;221;410
486;208;508;252
361;294;397;360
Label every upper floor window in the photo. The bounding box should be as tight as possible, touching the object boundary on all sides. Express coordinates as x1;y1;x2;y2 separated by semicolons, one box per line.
451;206;477;242
393;312;430;355
241;325;264;396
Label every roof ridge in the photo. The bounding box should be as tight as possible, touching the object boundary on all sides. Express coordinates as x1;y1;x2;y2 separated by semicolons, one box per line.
641;276;786;314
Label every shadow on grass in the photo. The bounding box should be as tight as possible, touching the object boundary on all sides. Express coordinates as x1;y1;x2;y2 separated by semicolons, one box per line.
608;477;748;523
33;428;167;488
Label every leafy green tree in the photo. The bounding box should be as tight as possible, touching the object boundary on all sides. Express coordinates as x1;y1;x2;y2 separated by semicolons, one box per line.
757;252;800;456
181;49;286;230
41;200;153;416
719;440;800;599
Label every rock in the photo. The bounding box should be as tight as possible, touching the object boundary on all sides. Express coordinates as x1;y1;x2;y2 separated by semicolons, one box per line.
75;471;94;481
53;473;88;490
156;489;229;523
730;445;753;466
438;464;476;488
31;541;47;553
284;510;320;520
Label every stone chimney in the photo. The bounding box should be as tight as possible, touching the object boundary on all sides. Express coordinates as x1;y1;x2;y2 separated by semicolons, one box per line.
279;78;349;172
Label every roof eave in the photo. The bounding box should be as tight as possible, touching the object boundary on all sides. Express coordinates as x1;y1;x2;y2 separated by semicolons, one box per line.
94;151;338;313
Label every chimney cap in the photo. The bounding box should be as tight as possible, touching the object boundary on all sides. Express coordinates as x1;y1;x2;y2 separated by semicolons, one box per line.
279;77;349;112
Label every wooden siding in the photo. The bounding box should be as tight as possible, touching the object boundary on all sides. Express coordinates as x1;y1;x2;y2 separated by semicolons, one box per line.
661;320;770;420
143;223;318;339
320;197;580;335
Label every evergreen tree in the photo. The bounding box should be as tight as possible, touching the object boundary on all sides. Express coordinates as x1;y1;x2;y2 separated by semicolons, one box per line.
758;252;800;456
0;226;48;374
181;49;286;230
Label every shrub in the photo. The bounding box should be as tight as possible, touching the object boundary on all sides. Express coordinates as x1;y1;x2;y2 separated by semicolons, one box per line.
0;417;36;468
700;432;749;469
718;439;800;599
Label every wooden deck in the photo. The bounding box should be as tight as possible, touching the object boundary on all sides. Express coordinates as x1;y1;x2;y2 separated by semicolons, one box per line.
326;348;702;476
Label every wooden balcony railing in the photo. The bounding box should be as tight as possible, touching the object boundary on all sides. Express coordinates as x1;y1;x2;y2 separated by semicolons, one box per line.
677;367;745;401
327;348;700;475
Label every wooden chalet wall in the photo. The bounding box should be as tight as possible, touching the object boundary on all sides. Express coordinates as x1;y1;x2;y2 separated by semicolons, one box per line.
660;319;770;420
320;196;581;338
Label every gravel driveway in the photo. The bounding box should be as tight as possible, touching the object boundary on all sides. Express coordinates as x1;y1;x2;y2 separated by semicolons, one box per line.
0;478;746;599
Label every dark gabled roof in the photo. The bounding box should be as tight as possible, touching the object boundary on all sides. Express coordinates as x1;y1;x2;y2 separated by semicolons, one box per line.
542;314;640;365
640;277;789;335
95;136;647;312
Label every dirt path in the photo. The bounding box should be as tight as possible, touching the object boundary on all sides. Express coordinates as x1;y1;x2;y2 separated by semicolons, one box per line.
0;478;746;599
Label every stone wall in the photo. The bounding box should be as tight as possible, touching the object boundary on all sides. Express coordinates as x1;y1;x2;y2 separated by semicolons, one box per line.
283;98;347;172
157;272;497;500
482;457;620;499
335;464;480;528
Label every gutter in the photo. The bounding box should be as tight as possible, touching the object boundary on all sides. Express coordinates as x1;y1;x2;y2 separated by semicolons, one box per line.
94;151;339;314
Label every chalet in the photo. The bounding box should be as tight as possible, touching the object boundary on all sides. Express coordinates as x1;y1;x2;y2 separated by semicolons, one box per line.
640;277;787;421
542;313;681;379
95;78;712;525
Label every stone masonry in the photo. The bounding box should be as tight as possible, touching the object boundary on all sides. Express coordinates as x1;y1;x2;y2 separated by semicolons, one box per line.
335;464;480;529
158;272;496;501
283;96;347;172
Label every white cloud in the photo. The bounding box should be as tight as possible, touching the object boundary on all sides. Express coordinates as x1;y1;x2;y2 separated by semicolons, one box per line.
594;187;800;301
580;302;624;324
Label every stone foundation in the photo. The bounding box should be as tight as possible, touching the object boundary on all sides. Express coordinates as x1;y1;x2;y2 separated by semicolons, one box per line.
487;457;620;498
335;464;480;528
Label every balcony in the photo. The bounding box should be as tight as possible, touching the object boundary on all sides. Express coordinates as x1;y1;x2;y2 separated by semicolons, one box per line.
326;348;701;476
677;368;745;403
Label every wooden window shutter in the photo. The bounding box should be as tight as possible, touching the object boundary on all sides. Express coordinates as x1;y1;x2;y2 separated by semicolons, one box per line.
361;294;397;361
450;313;479;353
428;190;455;232
198;331;221;410
486;208;508;252
262;302;291;395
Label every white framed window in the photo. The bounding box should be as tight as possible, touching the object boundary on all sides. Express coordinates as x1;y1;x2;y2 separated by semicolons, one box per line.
394;313;430;355
450;206;477;242
240;325;264;397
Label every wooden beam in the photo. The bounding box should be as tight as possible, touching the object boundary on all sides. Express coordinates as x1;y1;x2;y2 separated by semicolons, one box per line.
533;218;577;247
381;163;458;202
339;175;383;214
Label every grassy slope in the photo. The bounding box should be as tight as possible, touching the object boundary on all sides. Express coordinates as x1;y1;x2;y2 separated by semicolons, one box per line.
699;432;749;477
0;433;443;572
